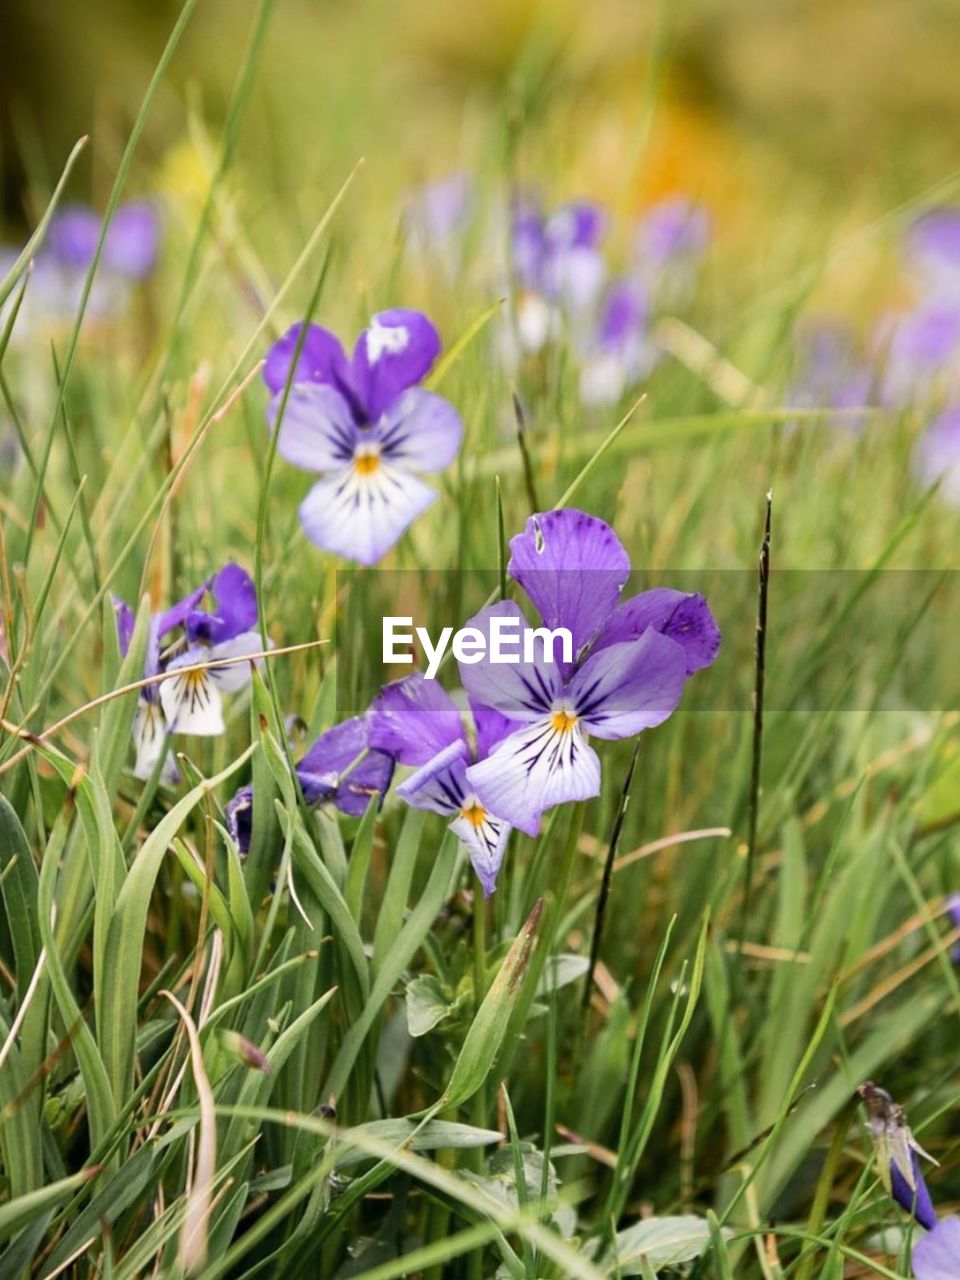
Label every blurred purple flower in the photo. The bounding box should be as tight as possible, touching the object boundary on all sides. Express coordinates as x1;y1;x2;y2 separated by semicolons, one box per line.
905;208;960;297
633;197;710;306
510;198;608;353
578;279;654;407
877;300;960;408
947;893;960;964
405;173;473;261
785;323;874;430
263;310;463;564
913;1216;960;1280
48;201;160;280
458;510;720;836
226;713;395;853
369;674;519;895
913;406;960;506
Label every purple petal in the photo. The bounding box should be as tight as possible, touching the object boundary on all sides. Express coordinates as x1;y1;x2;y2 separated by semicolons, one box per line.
352;309;441;422
298;463;437;565
104;202;160;279
46;205;101;270
598;281;648;351
466;718;601;837
881;301;960;406
186;563;257;646
456;602;563;722
113;596;136;657
912;1216;960;1280
267;383;360;474
154;580;212;640
543;245;607;313
297;715;395;816
407;173;472;245
544;202;608;252
511;205;546;290
226;785;254;854
508;509;630;657
369;674;465;766
891;1151;938;1231
396;738;471;815
569;629;688;740
375;388;464;472
263;322;353;398
592;588;721;675
948;893;960;965
470;698;523;760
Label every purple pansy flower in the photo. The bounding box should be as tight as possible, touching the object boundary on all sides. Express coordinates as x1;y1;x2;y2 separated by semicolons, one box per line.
578;279;654;407
225;712;395;853
263;310;464;565
48;201;160;280
510;198;608;354
114;564;263;783
456;510;720;836
369;674;519;895
913;1217;960;1280
913;406;960;506
891;1151;939;1232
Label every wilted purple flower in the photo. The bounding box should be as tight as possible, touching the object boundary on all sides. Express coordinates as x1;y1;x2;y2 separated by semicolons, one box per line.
226;713;395;853
785;323;874;430
633;197;710;306
913;406;960;506
510;198;608;354
877;300;960;408
457;510;720;836
47;201;161;280
913;1216;960;1280
114;564;263;782
369;674;519;895
264;310;463;565
905;208;960;298
859;1082;939;1231
578;279;654;408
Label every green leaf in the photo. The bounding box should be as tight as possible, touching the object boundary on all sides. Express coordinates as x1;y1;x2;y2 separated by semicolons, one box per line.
604;1215;727;1275
405;974;452;1038
333;1120;504;1168
442;899;543;1109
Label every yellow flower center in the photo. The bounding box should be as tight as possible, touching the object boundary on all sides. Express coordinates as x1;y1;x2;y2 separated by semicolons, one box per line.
550;708;579;734
460;799;487;829
354;446;381;476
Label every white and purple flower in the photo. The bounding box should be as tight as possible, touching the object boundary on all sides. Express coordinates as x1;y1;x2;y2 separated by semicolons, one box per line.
453;510;720;837
369;674;519;896
264;310;464;565
114;563;263;782
785;322;874;430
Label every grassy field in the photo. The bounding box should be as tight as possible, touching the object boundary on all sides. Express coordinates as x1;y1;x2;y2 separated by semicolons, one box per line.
1;2;960;1277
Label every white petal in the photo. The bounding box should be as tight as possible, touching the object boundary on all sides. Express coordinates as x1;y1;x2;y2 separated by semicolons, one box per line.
159;667;225;736
299;461;436;565
466;718;601;837
132;699;178;783
207;631;265;692
450;799;512;897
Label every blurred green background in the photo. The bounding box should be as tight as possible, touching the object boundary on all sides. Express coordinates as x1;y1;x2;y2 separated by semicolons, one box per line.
4;0;960;240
